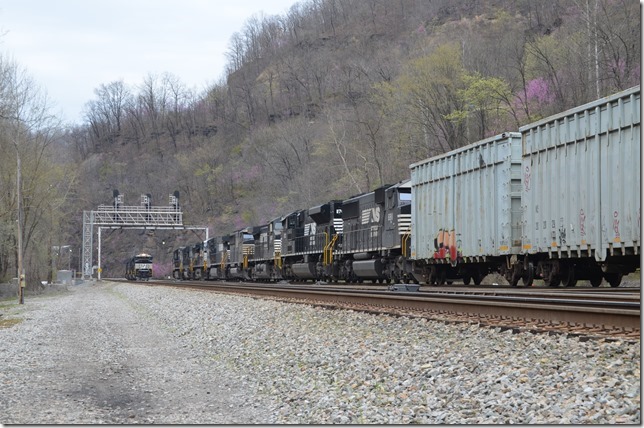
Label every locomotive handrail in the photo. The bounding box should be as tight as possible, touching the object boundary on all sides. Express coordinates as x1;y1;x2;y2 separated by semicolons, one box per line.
323;234;339;266
323;232;329;265
220;251;227;271
401;232;411;258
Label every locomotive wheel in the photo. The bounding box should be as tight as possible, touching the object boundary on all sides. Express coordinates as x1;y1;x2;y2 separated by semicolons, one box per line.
522;262;534;287
604;272;623;288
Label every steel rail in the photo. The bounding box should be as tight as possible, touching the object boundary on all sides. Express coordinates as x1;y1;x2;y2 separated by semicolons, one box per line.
136;280;640;331
244;284;640;305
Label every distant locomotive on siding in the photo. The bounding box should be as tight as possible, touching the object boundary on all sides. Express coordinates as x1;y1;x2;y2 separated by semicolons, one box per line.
125;253;153;281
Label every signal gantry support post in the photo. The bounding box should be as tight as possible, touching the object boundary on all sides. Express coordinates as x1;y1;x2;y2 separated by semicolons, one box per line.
81;193;208;280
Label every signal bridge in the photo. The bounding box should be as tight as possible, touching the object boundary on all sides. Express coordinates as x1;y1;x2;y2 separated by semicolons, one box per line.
82;191;208;279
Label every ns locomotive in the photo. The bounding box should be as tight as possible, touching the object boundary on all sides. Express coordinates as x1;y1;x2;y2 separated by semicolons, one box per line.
173;181;413;284
126;253;153;281
173;86;640;288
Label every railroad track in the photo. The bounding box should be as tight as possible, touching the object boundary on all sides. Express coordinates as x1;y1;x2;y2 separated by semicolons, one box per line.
114;279;640;341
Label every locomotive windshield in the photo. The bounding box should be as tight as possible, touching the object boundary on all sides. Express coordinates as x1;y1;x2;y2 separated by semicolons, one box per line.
399;191;411;206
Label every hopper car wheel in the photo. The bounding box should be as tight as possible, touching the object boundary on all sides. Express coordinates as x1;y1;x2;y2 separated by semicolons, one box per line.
472;270;483;286
462;274;471;285
522;263;534;287
546;274;561;287
509;268;521;287
604;272;623;288
589;272;603;287
509;276;519;287
425;267;436;285
545;262;561;287
438;270;447;285
561;265;577;287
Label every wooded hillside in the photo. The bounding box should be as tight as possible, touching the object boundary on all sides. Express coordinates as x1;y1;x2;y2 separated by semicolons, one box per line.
0;0;640;282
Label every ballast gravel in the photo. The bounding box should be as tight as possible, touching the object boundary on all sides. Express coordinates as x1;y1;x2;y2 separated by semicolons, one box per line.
0;281;639;424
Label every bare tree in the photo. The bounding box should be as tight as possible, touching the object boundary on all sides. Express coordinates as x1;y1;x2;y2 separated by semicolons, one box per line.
0;55;74;287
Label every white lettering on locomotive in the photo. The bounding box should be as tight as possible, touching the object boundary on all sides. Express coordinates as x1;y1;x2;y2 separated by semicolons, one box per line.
361;207;380;225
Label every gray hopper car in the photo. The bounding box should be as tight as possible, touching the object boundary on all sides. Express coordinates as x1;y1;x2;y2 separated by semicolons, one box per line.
410;86;640;287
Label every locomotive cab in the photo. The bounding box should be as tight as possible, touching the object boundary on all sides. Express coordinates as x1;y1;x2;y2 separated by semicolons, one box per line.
126;253;153;281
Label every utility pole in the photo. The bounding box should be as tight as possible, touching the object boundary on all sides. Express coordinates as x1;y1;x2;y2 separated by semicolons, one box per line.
16;146;24;304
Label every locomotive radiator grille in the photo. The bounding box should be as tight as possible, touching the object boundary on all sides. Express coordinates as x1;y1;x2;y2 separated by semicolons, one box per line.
398;214;411;234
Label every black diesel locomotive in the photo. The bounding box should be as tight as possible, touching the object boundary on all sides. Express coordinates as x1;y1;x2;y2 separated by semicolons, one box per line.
172;87;640;288
173;182;412;284
126;253;153;281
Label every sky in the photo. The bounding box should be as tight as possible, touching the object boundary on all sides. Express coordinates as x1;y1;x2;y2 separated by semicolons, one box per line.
0;0;297;124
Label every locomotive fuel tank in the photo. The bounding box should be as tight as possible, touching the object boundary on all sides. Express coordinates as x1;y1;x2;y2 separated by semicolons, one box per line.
352;259;384;279
228;267;245;279
292;262;317;279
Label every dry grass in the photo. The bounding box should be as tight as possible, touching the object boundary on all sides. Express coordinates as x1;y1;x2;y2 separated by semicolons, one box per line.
0;317;21;329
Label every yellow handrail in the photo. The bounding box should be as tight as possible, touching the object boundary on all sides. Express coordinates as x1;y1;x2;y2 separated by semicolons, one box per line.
401;232;411;258
324;234;338;266
323;232;329;265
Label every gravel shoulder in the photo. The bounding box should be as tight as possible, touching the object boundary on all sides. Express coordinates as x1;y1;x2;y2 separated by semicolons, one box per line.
0;281;640;424
0;282;270;424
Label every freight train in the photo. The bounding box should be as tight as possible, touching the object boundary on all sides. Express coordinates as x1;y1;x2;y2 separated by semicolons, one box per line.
172;86;640;288
126;253;153;281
